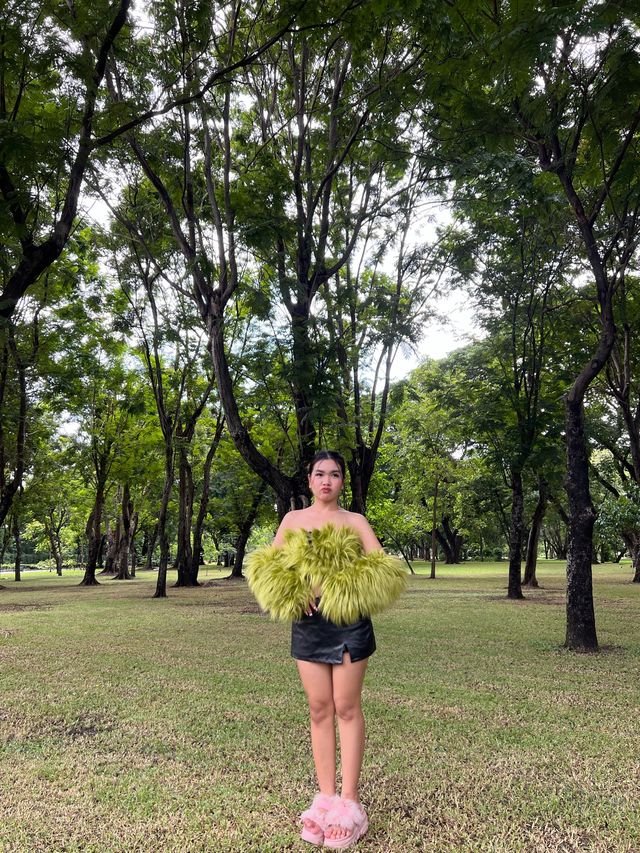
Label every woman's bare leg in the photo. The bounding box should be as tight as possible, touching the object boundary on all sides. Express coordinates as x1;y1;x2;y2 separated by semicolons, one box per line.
296;660;336;833
325;652;368;842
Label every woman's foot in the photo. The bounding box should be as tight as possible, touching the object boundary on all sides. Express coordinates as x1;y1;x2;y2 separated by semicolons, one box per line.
300;792;335;845
324;822;351;843
323;798;368;848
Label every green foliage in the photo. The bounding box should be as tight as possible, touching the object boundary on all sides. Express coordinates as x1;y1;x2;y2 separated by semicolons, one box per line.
595;485;640;547
4;0;640;579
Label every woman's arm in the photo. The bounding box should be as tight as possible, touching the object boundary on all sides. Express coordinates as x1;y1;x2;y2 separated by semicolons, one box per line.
349;514;383;553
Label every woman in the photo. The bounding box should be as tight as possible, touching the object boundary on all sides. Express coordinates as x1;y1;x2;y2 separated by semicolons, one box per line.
246;450;405;848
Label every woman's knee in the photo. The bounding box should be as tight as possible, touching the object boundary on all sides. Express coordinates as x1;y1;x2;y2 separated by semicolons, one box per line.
309;698;335;724
334;698;362;722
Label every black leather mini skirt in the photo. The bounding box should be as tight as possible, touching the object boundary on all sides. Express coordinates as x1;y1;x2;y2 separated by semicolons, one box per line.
291;599;376;664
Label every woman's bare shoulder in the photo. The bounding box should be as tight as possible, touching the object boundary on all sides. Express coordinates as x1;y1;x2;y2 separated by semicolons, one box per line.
274;509;313;544
337;511;382;551
280;508;313;529
336;510;369;530
272;509;312;545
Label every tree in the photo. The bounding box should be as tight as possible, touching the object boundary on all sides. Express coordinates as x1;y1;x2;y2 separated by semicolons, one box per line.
101;0;432;515
0;0;131;319
424;2;640;649
325;158;438;513
444;187;572;597
1;0;302;320
104;197;227;594
206;437;272;578
376;362;472;571
22;432;80;576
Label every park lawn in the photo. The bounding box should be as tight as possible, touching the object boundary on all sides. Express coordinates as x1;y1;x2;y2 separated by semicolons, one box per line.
0;562;638;853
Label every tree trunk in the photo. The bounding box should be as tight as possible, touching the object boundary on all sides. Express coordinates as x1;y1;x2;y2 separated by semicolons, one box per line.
546;523;569;560
624;533;640;583
115;484;135;580
434;529;450;563
46;511;64;576
0;526;8;570
174;449;195;586
154;443;175;598
97;533;107;568
129;527;139;578
523;477;548;587
430;480;438;579
119;511;138;579
81;484;105;586
100;496;122;576
564;395;598;650
144;524;158;571
0;333;27;528
188;418;224;585
12;513;21;582
348;446;377;515
435;517;463;565
101;512;117;575
348;460;367;516
507;469;524;599
228;486;265;579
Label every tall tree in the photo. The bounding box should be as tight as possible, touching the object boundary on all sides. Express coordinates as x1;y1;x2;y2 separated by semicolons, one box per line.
378;361;471;568
1;0;301;320
102;0;430;514
325;158;438;513
425;2;640;649
444;182;573;597
0;0;131;319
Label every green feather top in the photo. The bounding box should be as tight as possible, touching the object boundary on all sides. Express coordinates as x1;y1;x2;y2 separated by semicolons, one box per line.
245;523;406;625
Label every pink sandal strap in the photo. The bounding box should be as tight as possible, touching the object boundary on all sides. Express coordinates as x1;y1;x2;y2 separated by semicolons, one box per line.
300;792;335;826
324;798;365;830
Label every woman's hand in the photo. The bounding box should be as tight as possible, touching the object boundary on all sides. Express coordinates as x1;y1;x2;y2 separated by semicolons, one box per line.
305;599;319;616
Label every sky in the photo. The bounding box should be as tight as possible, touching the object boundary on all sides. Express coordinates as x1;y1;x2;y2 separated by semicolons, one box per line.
390;289;477;380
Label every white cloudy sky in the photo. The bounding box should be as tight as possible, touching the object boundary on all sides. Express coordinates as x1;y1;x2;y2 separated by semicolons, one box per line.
390;289;476;379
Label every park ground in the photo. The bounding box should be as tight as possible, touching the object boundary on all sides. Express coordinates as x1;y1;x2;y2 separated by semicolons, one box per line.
0;561;638;853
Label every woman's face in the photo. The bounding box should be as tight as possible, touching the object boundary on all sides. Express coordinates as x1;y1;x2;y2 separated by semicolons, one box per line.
308;460;344;503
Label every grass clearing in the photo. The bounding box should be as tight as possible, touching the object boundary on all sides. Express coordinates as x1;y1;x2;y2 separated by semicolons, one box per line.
0;561;639;852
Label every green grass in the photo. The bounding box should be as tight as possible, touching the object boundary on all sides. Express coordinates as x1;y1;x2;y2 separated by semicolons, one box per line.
0;561;638;852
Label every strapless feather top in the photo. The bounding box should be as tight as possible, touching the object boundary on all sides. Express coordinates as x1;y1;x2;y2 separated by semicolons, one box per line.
245;524;406;624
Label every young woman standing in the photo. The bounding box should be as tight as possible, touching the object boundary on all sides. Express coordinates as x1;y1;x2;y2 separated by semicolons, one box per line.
246;450;405;848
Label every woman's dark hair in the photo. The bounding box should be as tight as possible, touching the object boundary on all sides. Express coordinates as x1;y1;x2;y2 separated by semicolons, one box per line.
308;449;346;479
